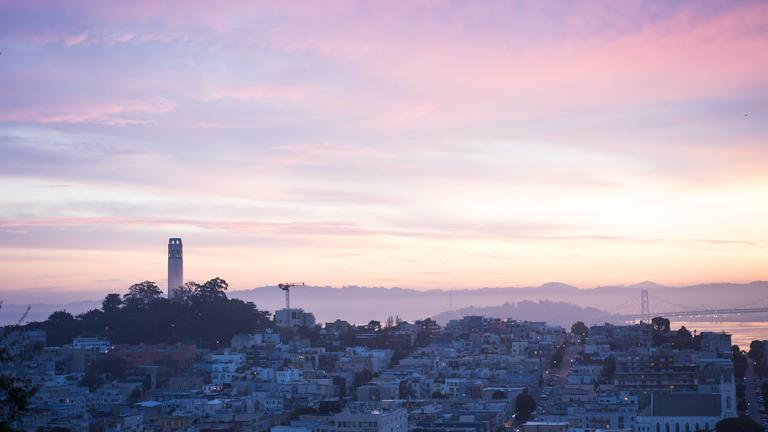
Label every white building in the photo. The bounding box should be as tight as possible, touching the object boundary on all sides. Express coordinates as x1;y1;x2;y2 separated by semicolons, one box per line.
636;393;724;432
71;336;111;353
275;308;316;328
333;407;407;432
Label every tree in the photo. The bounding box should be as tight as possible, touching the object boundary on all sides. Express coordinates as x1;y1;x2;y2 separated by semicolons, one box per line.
128;388;142;404
102;293;123;314
515;389;537;423
603;356;617;380
192;277;229;303
366;320;382;332
732;346;748;380
571;321;589;342
491;390;507;400
48;310;74;324
716;416;762;432
81;354;128;390
749;340;765;377
651;316;670;333
736;383;746;399
673;326;693;349
0;328;37;431
123;281;162;309
172;282;197;304
431;391;448;399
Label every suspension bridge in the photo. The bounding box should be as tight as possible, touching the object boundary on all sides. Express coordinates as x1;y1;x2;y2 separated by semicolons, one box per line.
605;289;768;322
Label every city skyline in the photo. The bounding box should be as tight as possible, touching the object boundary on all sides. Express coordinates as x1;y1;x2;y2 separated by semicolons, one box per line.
2;1;768;295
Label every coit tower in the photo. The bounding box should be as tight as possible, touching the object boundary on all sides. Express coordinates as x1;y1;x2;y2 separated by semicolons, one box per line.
167;238;184;299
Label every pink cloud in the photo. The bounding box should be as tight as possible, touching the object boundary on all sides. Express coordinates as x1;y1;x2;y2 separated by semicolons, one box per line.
0;98;176;125
199;85;313;102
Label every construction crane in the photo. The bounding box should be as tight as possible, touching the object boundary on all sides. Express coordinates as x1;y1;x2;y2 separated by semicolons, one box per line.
16;305;31;326
278;282;305;310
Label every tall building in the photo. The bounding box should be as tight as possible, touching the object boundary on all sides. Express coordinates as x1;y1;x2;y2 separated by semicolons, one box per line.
167;238;183;299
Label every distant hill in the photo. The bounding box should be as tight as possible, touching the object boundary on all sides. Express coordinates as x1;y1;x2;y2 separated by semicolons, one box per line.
3;280;768;326
226;280;768;325
431;300;610;327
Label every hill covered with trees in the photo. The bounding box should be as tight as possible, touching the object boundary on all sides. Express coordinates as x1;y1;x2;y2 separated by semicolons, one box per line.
19;278;272;347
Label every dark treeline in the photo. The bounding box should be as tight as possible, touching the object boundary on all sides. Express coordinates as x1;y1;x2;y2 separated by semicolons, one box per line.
22;278;272;347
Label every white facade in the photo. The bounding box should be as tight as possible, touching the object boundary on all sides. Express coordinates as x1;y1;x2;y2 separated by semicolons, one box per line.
333;408;407;432
71;337;111;353
635;416;719;432
275;308;316;328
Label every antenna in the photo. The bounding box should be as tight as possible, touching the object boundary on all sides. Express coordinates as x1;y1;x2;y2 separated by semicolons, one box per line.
278;283;305;310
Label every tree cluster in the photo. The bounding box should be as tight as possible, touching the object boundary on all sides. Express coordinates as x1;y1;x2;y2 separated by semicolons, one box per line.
23;278;272;347
0;329;36;432
515;389;537;423
748;340;765;378
570;321;589;343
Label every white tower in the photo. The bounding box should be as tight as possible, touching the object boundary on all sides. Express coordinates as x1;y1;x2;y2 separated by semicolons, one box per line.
167;238;184;299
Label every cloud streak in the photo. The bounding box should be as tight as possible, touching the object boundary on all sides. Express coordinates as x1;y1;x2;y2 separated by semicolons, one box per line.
0;1;767;292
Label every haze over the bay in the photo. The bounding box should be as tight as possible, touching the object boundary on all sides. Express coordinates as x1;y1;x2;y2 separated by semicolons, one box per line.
2;1;768;295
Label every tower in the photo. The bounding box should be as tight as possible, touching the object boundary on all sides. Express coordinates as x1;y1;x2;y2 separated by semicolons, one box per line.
640;289;650;323
168;238;184;299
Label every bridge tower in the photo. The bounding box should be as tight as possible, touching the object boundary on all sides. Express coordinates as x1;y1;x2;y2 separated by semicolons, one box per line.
640;289;650;323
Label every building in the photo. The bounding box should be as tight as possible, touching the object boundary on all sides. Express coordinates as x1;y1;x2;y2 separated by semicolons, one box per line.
699;332;732;358
333;407;408;432
522;422;568;432
276;308;316;328
168;237;184;299
636;393;724;432
71;336;111;353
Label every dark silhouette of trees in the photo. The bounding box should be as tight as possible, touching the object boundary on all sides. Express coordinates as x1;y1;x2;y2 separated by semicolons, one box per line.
81;355;128;390
732;346;748;380
23;277;272;348
603;356;616;381
571;321;589;343
102;293;122;314
430;391;448;399
651;316;670;333
123;281;162;309
366;320;382;332
0;327;37;432
41;311;81;346
748;340;765;378
716;416;762;432
673;326;694;349
190;277;229;303
515;388;537;423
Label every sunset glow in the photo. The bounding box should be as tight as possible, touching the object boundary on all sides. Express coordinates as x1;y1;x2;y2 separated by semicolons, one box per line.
1;1;768;295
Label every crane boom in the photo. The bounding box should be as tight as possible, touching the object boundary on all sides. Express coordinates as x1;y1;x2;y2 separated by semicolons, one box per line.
16;305;31;326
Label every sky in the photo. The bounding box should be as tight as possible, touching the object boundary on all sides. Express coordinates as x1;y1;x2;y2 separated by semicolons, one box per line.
1;0;768;299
